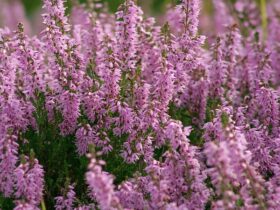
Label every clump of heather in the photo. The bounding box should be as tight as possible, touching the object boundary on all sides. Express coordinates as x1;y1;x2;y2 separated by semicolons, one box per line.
1;0;280;209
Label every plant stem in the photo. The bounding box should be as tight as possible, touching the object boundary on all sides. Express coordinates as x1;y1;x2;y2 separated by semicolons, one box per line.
260;0;267;41
41;200;46;210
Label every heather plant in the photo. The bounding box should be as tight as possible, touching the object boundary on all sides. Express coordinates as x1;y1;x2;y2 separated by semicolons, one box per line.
1;0;280;209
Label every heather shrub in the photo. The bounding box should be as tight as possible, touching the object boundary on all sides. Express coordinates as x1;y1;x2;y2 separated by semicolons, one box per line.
1;0;280;209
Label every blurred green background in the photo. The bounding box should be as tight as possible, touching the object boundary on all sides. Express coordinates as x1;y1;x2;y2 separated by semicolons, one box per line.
21;0;178;16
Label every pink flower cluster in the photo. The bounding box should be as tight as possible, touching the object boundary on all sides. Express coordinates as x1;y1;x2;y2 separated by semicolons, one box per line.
1;0;280;209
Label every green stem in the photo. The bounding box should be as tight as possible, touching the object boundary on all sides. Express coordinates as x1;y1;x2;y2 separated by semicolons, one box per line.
260;0;267;41
41;200;46;210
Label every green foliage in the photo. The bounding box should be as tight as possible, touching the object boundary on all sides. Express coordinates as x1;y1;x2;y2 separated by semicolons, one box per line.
154;144;169;161
221;112;229;128
205;98;220;122
169;103;204;146
0;194;14;210
10;91;145;209
18;92;89;208
0;93;222;209
236;198;244;207
101;131;146;184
